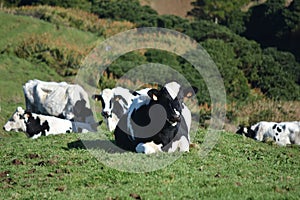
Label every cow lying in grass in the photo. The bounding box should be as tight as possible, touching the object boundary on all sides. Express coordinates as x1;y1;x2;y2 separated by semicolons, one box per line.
236;121;300;146
23;79;96;125
114;82;198;154
3;107;100;139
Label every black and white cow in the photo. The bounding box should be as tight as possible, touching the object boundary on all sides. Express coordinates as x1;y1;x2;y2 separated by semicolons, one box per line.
23;79;96;125
237;121;300;146
92;87;150;132
236;121;277;141
3;107;100;139
113;82;198;154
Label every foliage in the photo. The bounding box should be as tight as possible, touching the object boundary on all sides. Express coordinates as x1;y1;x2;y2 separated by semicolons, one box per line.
3;0;92;11
201;39;250;102
256;53;300;101
91;0;157;26
188;0;250;24
243;0;300;61
2;5;135;37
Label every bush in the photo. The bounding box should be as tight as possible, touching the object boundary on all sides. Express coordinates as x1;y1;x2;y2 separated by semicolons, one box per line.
14;33;90;76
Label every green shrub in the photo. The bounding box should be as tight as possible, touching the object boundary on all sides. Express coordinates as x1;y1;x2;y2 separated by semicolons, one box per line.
13;33;89;76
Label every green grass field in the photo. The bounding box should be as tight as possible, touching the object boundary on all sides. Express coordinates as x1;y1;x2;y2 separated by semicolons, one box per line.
0;11;300;199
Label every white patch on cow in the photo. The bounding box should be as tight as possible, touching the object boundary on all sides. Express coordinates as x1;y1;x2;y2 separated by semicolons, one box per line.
136;141;163;154
181;103;191;141
105;113;119;132
167;135;190;153
101;88;114;114
165;82;180;100
31;133;42;139
174;108;180;116
134;88;151;96
168;121;178;127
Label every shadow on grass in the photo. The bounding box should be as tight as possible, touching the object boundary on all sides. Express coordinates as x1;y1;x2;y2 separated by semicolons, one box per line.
66;139;126;153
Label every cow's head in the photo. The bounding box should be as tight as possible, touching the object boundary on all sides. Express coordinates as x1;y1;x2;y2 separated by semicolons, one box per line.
92;88;131;119
3;107;26;132
92;88;113;118
236;125;256;138
147;82;198;126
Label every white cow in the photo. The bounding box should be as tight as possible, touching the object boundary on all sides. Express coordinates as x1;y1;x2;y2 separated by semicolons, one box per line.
3;107;100;139
23;79;95;125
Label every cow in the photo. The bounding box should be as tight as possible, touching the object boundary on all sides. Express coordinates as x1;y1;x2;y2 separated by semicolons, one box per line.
236;121;277;141
3;107;100;139
113;81;198;154
237;121;300;146
23;79;96;125
272;122;300;146
92;87;151;132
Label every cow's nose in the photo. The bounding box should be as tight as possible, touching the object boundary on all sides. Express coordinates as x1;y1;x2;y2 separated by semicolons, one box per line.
171;114;181;122
2;126;5;130
101;111;111;118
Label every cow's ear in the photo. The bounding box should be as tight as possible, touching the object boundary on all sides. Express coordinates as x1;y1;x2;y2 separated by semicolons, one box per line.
131;91;140;96
92;94;101;101
183;86;198;98
147;89;160;101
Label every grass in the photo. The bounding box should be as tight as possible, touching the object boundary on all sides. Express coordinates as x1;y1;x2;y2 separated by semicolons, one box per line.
1;130;299;199
0;9;300;200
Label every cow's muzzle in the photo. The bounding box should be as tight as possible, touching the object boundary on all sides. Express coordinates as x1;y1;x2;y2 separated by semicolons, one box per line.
101;111;112;118
169;114;181;123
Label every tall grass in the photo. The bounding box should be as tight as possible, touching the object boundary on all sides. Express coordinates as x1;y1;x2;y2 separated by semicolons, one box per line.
230;98;300;126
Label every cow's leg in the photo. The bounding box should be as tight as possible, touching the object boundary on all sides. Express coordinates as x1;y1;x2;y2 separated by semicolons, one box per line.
136;142;163;154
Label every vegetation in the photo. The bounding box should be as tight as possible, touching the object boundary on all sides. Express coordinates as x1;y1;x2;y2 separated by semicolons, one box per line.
0;0;300;199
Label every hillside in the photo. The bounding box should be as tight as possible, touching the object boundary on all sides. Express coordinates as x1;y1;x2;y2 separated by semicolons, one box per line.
0;11;99;123
0;5;300;200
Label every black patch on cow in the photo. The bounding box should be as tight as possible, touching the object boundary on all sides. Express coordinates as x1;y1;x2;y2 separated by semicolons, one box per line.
111;100;125;119
277;127;282;133
236;126;256;138
24;111;50;138
73;99;93;123
272;124;277;130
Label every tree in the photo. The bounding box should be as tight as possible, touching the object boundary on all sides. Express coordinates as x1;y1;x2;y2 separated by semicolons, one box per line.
188;0;249;24
201;39;250;102
91;0;158;26
257;53;300;100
